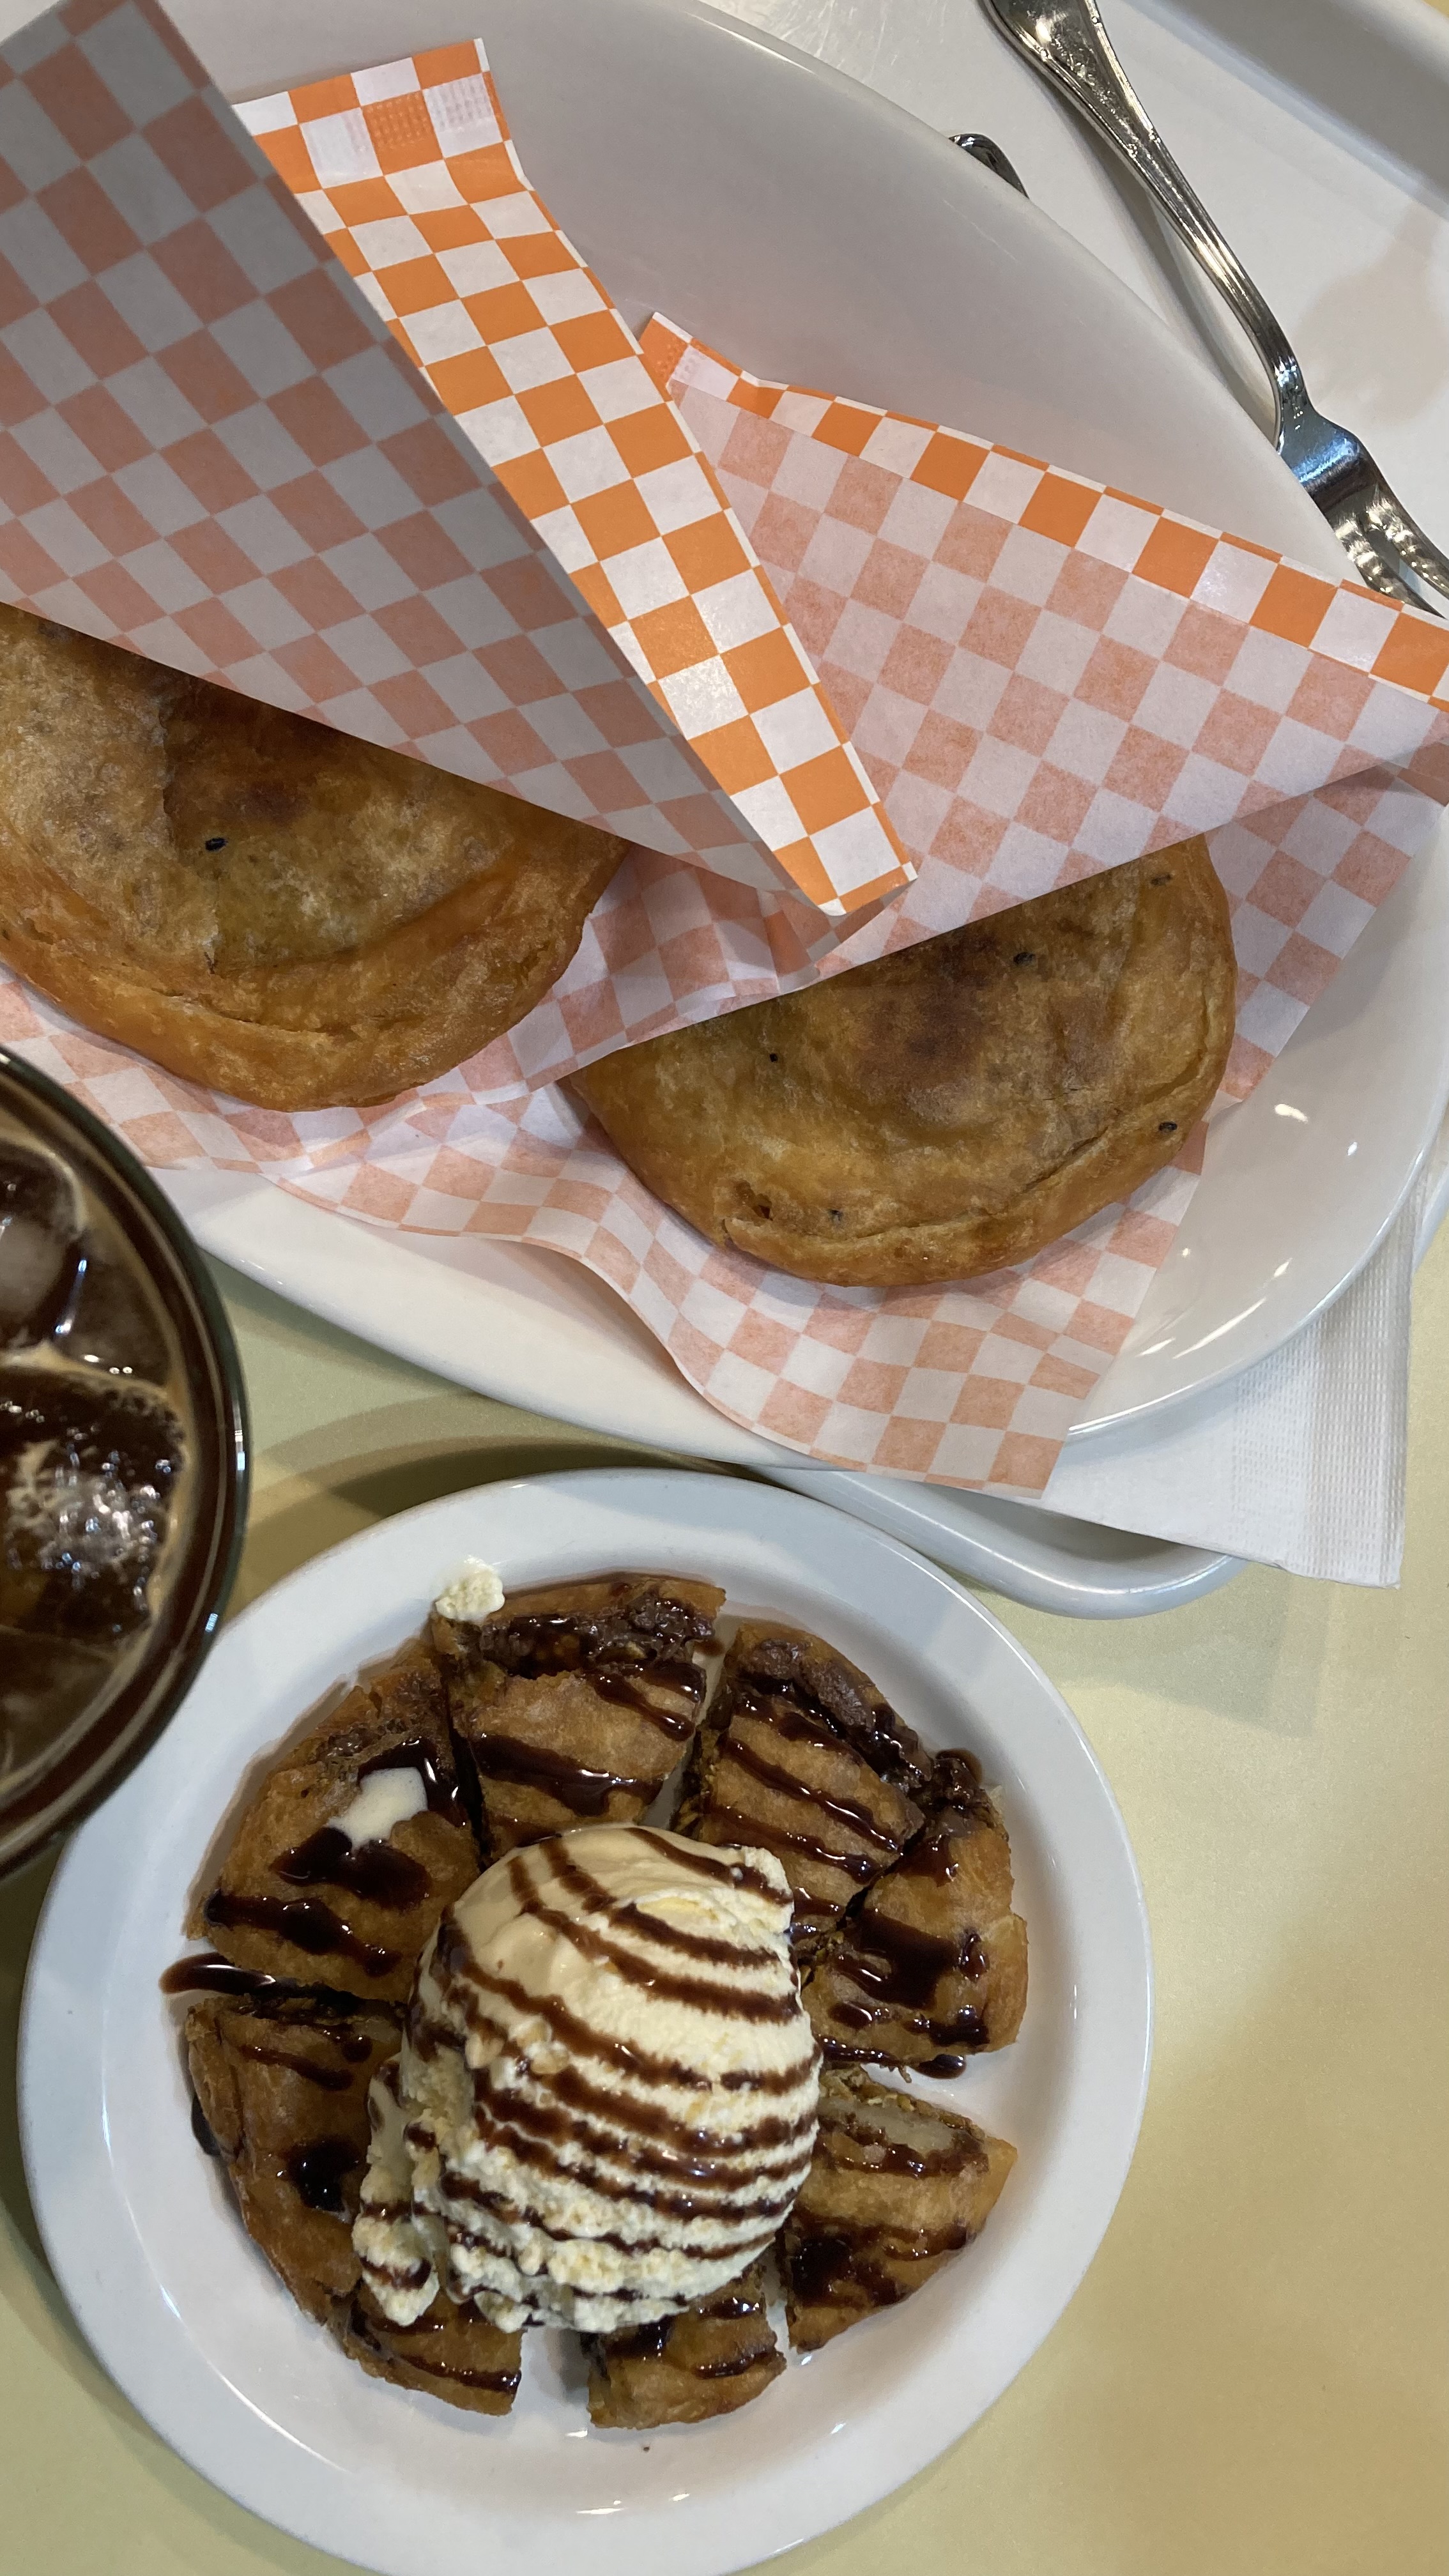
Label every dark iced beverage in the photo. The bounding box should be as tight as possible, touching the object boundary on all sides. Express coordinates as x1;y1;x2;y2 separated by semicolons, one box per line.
1;1104;194;1808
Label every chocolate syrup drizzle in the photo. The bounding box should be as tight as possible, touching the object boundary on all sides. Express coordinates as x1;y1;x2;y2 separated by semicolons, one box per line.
694;1637;928;1944
785;2212;978;2317
451;1582;717;1821
463;1583;716;1718
597;2274;778;2392
160;1951;278;1997
466;1733;656;1817
287;2136;360;2212
344;2297;521;2396
201;1889;400;1979
168;1570;1016;2407
783;2092;990;2325
268;1738;466;1910
814;1809;999;2073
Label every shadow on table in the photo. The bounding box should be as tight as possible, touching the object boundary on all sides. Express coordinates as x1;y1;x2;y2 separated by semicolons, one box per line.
233;1426;740;1612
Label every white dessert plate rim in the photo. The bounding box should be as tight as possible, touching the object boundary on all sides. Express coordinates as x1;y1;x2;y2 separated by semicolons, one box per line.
20;1468;1151;2576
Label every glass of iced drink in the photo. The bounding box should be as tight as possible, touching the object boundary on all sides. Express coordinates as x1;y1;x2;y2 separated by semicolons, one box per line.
0;1050;248;1876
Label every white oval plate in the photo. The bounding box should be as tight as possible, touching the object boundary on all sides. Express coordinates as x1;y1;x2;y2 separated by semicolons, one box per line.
21;1471;1151;2576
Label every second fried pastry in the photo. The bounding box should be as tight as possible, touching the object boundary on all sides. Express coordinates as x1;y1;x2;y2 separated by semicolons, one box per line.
433;1573;723;1853
806;1758;1027;2073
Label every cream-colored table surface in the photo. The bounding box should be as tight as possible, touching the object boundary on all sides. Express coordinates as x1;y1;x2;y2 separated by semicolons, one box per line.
2;1243;1446;2576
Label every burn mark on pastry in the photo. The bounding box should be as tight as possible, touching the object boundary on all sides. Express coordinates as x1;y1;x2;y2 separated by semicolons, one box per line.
190;2089;223;2156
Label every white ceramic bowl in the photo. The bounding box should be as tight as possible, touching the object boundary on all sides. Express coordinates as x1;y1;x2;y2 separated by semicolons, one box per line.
22;1471;1152;2576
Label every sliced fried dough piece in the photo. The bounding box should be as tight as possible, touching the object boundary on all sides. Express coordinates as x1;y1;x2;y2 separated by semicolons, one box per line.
432;1572;723;1855
678;1623;928;1955
0;603;626;1110
806;1769;1027;2073
779;2067;1016;2352
334;2283;523;2416
190;1641;479;2002
186;1991;399;2324
574;841;1234;1284
585;2263;784;2428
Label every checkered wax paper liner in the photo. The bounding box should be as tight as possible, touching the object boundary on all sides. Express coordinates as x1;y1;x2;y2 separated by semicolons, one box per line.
0;0;905;916
2;10;1449;1496
4;732;1442;1501
452;319;1449;1099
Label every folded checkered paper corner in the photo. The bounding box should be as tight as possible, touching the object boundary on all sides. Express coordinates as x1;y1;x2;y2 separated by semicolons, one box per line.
0;4;1444;931
3;4;1449;1498
0;0;908;916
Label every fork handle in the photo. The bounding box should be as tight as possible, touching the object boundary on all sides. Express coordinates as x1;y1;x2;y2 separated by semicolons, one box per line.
981;0;1303;445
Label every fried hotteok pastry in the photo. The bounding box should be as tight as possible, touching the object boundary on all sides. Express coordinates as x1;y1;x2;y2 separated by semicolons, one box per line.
806;1754;1027;2073
585;2263;784;2428
190;1642;479;2004
678;1623;929;1955
431;1573;723;1855
779;2067;1016;2352
574;840;1234;1285
334;2282;523;2417
185;1989;399;2324
0;602;626;1111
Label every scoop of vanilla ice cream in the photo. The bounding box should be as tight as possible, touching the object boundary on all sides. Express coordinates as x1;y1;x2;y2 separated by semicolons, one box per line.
353;1824;820;2333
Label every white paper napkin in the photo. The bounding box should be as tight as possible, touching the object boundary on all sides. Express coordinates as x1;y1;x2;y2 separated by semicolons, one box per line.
1043;1114;1449;1584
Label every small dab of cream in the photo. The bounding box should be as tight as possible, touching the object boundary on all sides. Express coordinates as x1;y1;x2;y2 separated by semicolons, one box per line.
433;1557;505;1622
331;1768;427;1848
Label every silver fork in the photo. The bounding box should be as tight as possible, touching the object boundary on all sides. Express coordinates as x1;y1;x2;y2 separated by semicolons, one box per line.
979;0;1449;617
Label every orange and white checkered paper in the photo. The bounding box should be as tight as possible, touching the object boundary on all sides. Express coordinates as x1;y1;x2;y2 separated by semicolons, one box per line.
452;323;1449;1097
233;46;908;918
0;0;904;917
